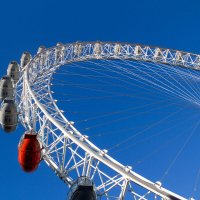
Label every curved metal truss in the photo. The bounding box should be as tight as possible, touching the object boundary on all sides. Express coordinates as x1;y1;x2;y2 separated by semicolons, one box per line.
15;42;198;200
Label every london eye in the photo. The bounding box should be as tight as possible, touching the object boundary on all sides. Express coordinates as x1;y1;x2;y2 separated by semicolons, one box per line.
1;42;200;200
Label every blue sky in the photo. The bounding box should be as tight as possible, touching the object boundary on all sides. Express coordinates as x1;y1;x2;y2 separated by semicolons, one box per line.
1;0;200;199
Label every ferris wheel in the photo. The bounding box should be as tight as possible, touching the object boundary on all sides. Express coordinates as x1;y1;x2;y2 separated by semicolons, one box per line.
0;41;199;200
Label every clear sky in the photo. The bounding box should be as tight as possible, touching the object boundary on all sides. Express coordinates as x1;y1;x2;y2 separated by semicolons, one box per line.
0;0;200;199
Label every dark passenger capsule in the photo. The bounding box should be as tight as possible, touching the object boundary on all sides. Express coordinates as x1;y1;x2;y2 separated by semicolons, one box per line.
68;177;97;200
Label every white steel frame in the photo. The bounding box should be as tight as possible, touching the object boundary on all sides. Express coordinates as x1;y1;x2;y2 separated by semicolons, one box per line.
15;42;198;200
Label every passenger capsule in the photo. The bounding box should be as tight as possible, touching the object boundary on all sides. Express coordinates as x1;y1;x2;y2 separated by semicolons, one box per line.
18;133;41;172
0;76;14;100
7;61;20;84
55;43;64;62
20;52;32;68
68;177;97;200
114;44;121;55
0;98;18;132
154;48;162;60
37;46;47;66
94;43;101;55
134;45;142;56
37;46;45;54
74;44;82;56
175;51;182;62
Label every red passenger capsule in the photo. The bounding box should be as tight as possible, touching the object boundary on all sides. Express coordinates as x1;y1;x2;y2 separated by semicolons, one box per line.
18;133;41;172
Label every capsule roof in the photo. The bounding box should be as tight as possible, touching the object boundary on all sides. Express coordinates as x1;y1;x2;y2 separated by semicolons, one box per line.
9;61;18;67
56;42;63;46
21;51;31;59
7;61;19;70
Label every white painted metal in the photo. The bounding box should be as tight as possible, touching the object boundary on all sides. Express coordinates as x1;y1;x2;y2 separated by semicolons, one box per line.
15;42;197;200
